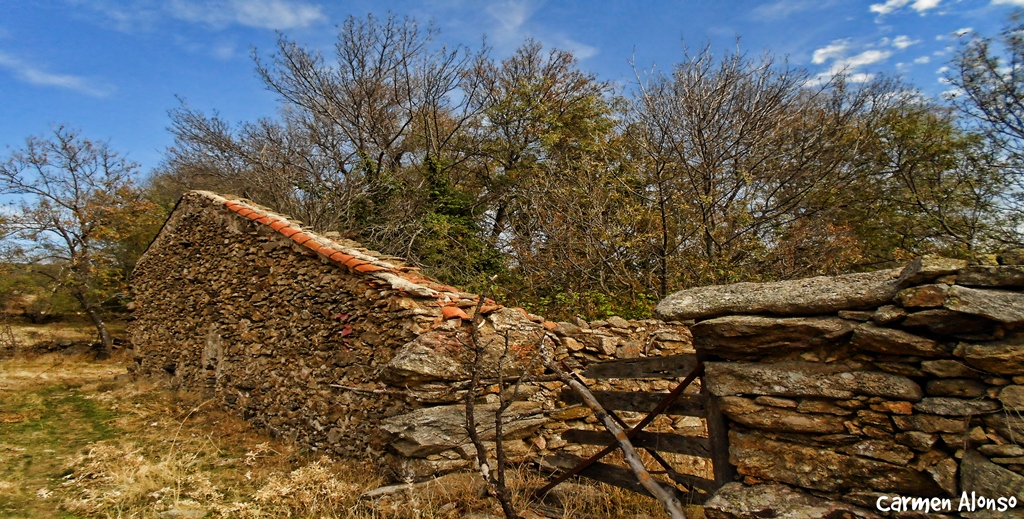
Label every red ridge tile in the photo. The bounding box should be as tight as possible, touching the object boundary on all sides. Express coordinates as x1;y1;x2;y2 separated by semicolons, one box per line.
354;264;386;273
256;216;273;224
245;212;261;220
304;241;323;253
319;247;340;258
330;252;353;263
269;221;287;231
344;258;368;269
292;232;312;244
237;208;254;217
280;227;300;238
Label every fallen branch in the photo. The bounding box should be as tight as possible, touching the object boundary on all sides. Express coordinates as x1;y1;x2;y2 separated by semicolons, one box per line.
536;332;688;519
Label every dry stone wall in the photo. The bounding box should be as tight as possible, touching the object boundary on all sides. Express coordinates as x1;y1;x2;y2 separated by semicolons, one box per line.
658;256;1024;518
129;191;693;481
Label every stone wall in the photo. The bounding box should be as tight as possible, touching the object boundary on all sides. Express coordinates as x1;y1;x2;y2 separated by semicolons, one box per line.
657;257;1024;517
129;191;694;481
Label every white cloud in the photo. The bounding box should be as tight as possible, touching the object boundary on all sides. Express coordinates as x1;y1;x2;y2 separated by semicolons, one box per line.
751;0;837;20
69;0;324;31
870;0;941;15
914;55;930;64
838;49;893;69
937;65;950;74
0;51;114;97
486;0;542;40
812;39;850;64
993;0;1024;6
892;35;920;49
168;0;325;30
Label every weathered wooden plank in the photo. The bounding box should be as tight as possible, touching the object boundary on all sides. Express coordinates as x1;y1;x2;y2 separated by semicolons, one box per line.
539;453;709;504
560;389;707;417
704;393;736;486
561;429;712;458
582;354;699;379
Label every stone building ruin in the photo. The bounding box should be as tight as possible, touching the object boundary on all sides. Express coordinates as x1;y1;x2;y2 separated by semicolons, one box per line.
131;190;1024;517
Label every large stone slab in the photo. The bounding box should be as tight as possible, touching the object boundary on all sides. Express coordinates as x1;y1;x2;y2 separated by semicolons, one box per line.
897;256;968;285
719;396;847;434
849;323;945;357
706;361;923;401
730;431;943;494
913;397;1001;416
655;269;902;321
381;402;546;457
690;316;856;356
960;449;1024;519
944;286;1024;325
703;482;881;519
958;266;1024;288
381;331;468;385
958;337;1024;375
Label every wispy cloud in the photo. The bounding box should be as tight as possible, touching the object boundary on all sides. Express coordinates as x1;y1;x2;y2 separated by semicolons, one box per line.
69;0;325;32
751;0;837;20
914;55;931;64
812;40;850;64
0;51;114;97
892;35;920;49
869;0;942;15
809;38;896;84
483;0;598;60
993;0;1024;6
168;0;326;30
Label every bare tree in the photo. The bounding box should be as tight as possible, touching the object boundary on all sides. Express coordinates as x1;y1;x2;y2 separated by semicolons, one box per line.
0;127;157;357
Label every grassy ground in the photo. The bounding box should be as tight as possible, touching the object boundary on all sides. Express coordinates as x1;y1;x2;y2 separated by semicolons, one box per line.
0;325;681;519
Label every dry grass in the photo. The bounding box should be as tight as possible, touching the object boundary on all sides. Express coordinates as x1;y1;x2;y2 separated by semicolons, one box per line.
0;345;676;519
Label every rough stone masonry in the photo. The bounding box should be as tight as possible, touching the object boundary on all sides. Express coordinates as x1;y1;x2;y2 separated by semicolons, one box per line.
129;191;694;481
657;256;1024;518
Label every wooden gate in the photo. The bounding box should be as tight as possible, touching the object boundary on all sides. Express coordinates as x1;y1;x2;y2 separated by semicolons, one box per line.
536;353;733;504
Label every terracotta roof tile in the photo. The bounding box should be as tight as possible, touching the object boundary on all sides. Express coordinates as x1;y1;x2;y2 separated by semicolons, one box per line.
354;263;386;273
291;232;313;245
237;208;255;217
269;220;288;231
441;306;471;320
330;252;353;263
256;216;274;224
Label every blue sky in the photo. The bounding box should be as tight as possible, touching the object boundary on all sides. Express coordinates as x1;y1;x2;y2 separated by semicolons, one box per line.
0;0;1019;174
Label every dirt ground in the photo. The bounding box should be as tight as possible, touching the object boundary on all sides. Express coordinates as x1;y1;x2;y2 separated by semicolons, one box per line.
0;324;679;519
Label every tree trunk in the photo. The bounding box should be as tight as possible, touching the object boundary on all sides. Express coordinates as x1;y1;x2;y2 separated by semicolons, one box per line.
74;292;113;359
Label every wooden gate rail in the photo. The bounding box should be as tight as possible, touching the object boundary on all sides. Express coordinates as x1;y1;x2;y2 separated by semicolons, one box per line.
535;353;734;504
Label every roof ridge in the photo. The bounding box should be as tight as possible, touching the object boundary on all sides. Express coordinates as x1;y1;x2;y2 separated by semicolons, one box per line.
189;190;504;311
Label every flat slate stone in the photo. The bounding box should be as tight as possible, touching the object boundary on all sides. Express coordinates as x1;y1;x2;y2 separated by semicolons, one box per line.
944;285;1024;325
703;482;880;519
719;396;847;434
655;269;902;321
921;359;983;378
897;256;968;285
958;266;1024;288
850;323;945;357
958;337;1024;375
913;397;1001;416
925;378;988;398
960;449;1024;519
690;315;856;356
705;361;922;401
729;431;943;494
896;284;950;308
999;385;1024;411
